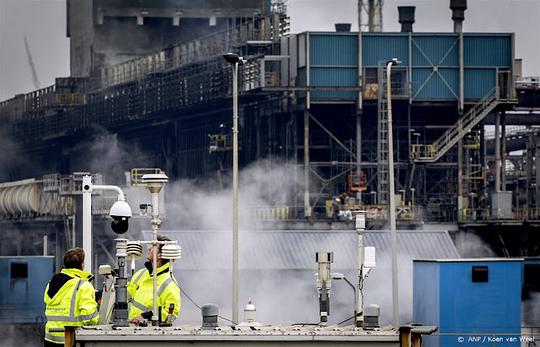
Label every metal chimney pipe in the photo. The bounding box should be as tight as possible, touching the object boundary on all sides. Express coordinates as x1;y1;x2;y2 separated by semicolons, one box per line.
450;0;467;33
398;6;415;33
335;23;352;32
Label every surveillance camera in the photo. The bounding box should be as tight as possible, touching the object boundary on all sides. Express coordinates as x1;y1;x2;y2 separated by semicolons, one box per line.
109;200;132;234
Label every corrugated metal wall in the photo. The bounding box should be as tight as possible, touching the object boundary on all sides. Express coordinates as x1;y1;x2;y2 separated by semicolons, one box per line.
465;68;496;99
309;33;358;66
309;33;358;100
464;34;512;67
412;34;458;67
411;34;459;100
287;31;513;102
362;34;409;66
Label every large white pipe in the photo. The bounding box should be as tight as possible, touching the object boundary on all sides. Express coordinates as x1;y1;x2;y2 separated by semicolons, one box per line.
386;60;400;328
232;61;240;324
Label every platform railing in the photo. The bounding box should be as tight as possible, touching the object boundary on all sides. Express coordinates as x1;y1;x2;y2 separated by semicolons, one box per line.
411;87;500;162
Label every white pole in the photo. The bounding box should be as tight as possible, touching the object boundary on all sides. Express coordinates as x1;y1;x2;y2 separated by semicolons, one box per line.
356;230;364;324
232;61;240;324
355;212;366;327
386;61;400;328
151;191;160;325
82;175;93;272
43;235;48;256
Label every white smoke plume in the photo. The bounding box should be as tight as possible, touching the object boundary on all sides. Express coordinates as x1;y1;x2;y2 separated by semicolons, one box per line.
453;231;496;258
71;127;151;185
163;158;302;230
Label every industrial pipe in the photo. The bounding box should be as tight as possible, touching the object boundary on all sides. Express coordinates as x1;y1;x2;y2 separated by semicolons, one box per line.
386;59;400;328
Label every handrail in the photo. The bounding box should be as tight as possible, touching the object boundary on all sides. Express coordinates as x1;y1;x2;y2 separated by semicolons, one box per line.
412;87;500;162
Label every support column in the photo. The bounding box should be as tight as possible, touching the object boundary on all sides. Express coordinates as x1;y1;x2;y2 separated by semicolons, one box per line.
495;112;501;192
304;110;311;218
457;138;464;218
456;30;465;219
536;138;540;212
525;133;534;218
501;113;506;190
480;121;487;194
256;111;261;159
356;112;362;202
356;23;363;203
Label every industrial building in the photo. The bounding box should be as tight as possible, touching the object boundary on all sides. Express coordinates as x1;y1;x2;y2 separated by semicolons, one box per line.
0;0;539;345
0;0;539;254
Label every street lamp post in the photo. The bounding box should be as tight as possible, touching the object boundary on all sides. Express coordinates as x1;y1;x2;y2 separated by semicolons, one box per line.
386;58;401;328
223;52;244;324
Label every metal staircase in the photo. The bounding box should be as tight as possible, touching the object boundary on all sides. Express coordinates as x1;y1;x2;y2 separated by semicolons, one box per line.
411;87;501;163
377;65;389;204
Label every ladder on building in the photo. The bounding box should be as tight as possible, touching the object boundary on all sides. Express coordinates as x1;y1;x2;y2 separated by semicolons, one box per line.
377;65;389;204
411;87;500;163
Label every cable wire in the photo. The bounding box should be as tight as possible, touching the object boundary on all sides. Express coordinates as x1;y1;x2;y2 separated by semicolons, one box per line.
338;315;355;326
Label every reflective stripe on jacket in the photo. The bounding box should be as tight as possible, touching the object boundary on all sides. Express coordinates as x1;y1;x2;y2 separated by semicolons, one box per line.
43;268;99;344
127;262;181;322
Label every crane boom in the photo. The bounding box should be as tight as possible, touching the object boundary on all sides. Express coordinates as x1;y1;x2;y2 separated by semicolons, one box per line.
24;36;41;90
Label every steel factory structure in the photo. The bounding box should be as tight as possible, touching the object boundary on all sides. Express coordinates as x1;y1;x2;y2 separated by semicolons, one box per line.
0;0;539;261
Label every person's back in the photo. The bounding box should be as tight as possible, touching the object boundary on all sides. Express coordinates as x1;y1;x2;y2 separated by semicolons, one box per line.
43;247;99;346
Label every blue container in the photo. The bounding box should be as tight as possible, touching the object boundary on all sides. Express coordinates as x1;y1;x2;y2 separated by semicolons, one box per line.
522;258;540;328
414;259;522;347
0;256;54;324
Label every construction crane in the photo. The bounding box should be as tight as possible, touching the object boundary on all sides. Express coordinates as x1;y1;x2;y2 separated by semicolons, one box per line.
24;36;41;90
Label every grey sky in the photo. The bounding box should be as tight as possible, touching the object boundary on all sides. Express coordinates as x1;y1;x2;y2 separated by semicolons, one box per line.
0;0;539;100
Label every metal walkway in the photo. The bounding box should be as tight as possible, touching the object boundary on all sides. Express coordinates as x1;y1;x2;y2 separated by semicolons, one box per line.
411;87;501;163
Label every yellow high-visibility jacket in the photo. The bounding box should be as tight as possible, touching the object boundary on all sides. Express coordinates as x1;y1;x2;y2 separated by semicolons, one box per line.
127;262;181;322
43;268;99;344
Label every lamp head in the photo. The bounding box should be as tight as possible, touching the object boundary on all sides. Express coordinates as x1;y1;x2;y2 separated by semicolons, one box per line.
223;52;244;65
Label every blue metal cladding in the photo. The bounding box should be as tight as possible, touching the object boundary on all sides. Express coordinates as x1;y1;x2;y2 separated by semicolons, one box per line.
296;31;512;102
410;34;459;100
0;256;54;323
362;34;409;66
311;67;357;99
464;35;512;67
309;33;358;66
308;33;358;100
411;34;459;67
412;67;459;100
414;260;522;347
465;68;496;99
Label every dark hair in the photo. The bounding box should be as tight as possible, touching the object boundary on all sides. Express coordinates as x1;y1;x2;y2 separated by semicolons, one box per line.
157;235;171;264
64;247;85;269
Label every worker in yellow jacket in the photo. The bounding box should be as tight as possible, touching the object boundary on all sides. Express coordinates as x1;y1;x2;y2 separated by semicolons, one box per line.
43;247;99;346
128;235;181;325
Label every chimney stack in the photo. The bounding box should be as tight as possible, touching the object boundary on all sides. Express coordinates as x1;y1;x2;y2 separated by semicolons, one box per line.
450;0;467;33
398;6;415;33
335;23;352;32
